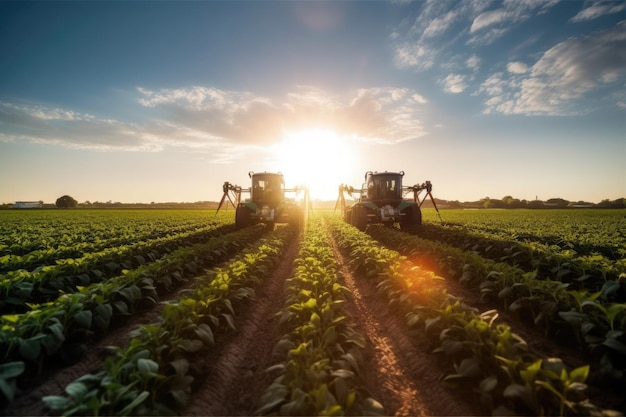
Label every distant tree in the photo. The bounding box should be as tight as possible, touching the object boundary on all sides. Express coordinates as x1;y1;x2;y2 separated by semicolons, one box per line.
501;195;514;204
56;195;78;208
546;198;569;207
598;198;626;208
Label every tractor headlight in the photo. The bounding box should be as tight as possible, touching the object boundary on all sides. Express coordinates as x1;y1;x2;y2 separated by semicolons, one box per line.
380;205;398;221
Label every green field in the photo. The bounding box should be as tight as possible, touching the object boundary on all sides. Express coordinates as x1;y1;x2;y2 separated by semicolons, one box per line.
1;208;624;416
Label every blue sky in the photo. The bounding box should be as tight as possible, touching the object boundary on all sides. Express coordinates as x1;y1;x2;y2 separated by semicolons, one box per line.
1;0;624;204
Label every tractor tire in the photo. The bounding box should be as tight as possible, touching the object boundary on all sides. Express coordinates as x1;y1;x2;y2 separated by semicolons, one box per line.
235;206;252;229
351;205;368;231
344;209;352;224
400;204;422;233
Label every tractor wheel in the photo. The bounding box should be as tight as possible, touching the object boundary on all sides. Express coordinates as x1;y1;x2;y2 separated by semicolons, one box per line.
235;206;251;229
351;205;368;231
344;209;352;224
400;204;422;233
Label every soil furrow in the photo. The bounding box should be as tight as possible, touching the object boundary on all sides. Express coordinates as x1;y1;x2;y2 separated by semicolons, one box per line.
327;230;478;416
183;233;301;416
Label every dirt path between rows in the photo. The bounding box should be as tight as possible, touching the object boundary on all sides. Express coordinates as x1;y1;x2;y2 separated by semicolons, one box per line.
183;233;301;416
327;231;480;416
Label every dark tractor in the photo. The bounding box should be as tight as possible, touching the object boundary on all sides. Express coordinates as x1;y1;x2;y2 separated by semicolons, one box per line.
217;171;308;229
336;170;440;232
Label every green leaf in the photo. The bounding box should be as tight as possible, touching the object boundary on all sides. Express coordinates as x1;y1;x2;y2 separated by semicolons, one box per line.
118;390;150;415
74;310;92;329
94;303;113;330
311;312;321;328
194;323;215;345
168;358;190;376
424;316;441;335
19;337;42;361
498;286;513;299
0;361;25;379
42;395;73;411
221;313;236;331
65;381;88;399
331;369;354;379
178;339;203;353
137;358;159;374
569;365;589;383
458;357;482;378
479;376;498;393
603;337;626;355
503;383;532;407
558;310;588;326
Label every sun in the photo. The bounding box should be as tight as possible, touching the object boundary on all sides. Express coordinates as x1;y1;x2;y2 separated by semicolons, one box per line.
270;128;356;201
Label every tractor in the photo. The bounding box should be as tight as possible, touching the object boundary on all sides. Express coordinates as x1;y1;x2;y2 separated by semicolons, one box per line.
216;171;308;229
335;170;441;231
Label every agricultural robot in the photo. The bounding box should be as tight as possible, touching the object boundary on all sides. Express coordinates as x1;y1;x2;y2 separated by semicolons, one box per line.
336;170;442;231
216;171;308;229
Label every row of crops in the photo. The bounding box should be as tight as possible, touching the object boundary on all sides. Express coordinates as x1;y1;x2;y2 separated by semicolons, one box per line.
0;208;624;415
1;210;252;409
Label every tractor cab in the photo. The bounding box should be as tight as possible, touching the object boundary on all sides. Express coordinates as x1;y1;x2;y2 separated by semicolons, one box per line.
251;172;284;206
364;171;404;206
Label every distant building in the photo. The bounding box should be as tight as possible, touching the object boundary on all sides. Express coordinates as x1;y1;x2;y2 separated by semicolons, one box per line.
13;201;42;209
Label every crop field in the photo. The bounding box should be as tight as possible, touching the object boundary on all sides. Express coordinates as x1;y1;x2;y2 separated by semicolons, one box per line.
0;208;624;416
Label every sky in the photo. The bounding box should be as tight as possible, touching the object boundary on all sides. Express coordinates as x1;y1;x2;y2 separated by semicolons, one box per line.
0;0;624;204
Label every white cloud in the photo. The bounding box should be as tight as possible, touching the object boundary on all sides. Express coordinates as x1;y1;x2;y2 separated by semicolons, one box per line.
477;72;506;96
422;10;459;38
0;102;160;151
479;21;626;115
391;0;492;71
468;0;559;44
0;86;431;156
466;55;481;72
440;74;468;93
470;8;510;33
571;1;626;22
393;42;436;70
507;61;529;74
411;93;428;104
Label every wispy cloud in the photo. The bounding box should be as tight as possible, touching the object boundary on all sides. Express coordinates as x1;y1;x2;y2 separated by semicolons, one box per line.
570;1;626;22
391;0;558;73
0;86;430;156
466;55;481;72
0;102;160;151
137;85;429;145
478;21;626;115
468;0;559;45
440;74;468;93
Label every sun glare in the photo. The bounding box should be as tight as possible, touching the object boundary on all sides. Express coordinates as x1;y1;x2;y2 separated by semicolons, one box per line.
271;129;356;201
